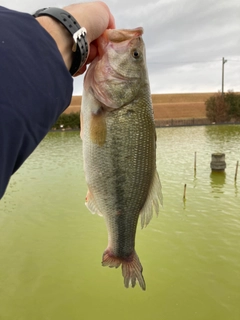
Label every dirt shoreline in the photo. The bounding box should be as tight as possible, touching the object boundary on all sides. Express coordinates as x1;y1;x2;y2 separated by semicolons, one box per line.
65;92;212;117
64;93;239;127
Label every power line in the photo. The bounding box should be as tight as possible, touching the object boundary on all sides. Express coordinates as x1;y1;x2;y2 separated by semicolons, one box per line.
148;58;240;65
227;59;240;62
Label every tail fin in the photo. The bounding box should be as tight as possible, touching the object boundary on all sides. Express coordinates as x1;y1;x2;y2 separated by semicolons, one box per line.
102;250;146;290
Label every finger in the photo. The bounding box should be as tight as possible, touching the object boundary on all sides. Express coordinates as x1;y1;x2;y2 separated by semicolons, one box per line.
72;43;98;77
108;13;116;29
73;65;86;77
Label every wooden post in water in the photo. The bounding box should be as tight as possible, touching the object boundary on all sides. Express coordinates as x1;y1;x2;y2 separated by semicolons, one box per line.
235;161;239;182
183;184;187;201
194;152;197;173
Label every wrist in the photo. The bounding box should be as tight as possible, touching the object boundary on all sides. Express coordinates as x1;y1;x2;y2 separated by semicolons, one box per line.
34;8;88;76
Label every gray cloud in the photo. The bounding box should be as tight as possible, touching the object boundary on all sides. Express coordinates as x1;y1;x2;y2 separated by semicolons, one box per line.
2;0;240;94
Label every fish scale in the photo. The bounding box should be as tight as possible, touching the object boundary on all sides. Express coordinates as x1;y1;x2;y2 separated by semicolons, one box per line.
81;28;162;290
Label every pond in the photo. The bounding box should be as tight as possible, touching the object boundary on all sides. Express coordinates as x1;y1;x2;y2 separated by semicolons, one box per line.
0;125;240;320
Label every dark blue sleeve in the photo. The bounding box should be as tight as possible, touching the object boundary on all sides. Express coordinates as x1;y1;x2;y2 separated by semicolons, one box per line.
0;6;74;198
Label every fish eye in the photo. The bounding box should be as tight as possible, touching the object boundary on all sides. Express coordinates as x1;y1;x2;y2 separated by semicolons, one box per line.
132;50;140;59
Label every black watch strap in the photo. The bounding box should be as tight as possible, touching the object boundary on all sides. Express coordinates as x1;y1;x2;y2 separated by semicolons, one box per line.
33;7;88;76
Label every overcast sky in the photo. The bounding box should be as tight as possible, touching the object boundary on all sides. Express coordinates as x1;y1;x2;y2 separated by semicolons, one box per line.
2;0;240;95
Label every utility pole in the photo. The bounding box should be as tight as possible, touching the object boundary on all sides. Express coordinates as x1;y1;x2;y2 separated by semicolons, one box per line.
222;57;227;94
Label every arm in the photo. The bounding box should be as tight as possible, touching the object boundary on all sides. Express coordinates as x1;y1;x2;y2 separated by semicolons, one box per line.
0;2;115;199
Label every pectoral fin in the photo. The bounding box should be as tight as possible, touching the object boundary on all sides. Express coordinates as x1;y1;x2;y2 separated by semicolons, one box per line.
140;170;163;228
90;108;107;146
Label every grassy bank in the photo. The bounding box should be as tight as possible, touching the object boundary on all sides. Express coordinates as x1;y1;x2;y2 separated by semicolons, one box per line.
52;112;80;130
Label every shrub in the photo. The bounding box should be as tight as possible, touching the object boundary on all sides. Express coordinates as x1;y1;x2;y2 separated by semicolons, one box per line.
52;112;80;130
205;92;230;123
225;91;240;120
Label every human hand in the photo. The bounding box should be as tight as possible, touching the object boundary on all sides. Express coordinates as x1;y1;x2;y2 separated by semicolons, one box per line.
63;1;115;76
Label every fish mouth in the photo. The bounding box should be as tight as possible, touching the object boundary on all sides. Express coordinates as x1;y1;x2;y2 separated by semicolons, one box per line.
106;27;143;43
85;27;145;109
97;27;144;58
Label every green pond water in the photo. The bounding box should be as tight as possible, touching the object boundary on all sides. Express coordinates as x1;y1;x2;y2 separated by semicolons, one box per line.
0;125;240;320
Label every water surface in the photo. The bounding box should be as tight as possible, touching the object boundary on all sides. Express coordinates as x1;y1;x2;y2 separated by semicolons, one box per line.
0;126;240;320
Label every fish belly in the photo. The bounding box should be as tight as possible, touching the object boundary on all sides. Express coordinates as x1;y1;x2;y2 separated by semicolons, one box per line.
82;90;157;290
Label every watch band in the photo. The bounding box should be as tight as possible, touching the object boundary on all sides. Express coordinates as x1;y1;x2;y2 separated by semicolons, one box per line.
33;7;88;76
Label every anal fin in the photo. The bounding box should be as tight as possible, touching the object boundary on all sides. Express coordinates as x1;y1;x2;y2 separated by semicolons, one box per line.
85;189;103;216
140;169;163;228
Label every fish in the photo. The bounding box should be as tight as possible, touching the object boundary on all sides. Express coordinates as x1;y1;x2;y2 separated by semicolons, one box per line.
81;27;162;290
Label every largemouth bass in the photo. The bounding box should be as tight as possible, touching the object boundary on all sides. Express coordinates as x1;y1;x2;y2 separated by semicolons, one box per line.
81;27;162;290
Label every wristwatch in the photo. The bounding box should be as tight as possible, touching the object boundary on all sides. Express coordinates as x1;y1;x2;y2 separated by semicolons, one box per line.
33;7;88;76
